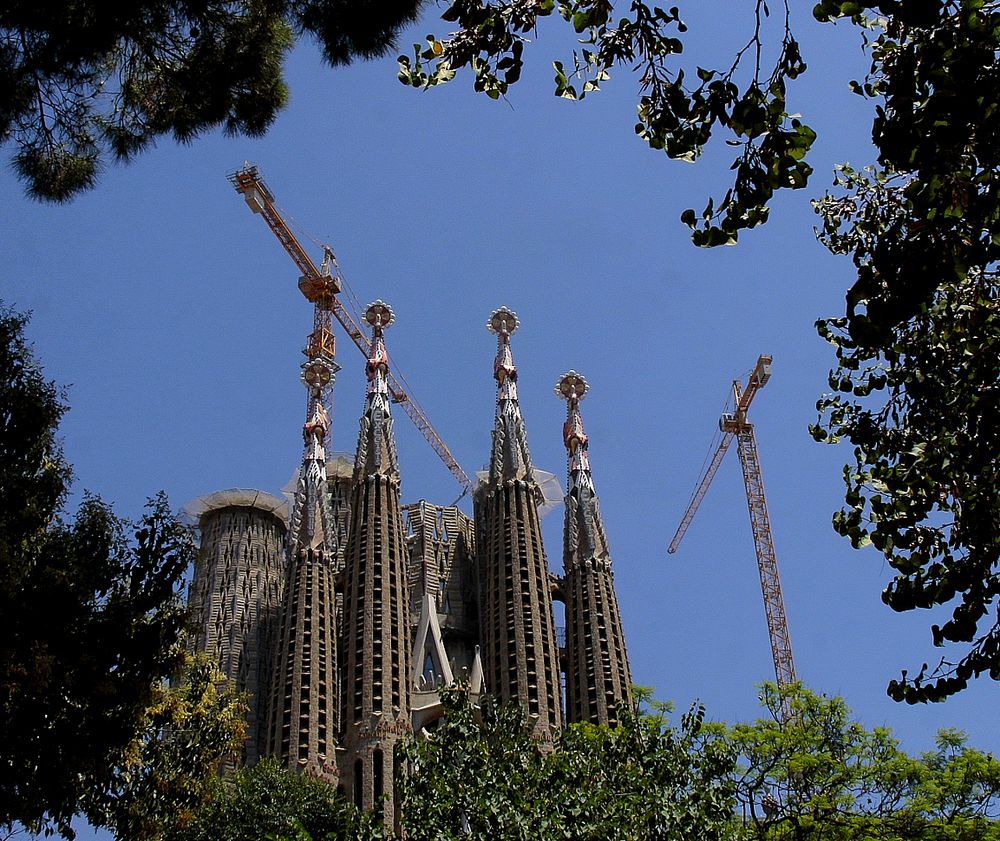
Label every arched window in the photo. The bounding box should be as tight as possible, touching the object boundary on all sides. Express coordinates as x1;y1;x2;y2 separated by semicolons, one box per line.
373;749;384;804
353;759;363;808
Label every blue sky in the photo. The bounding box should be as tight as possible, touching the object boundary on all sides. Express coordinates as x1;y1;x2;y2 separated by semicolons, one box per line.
3;4;997;837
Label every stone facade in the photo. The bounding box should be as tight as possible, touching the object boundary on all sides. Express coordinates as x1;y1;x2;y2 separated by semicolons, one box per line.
403;501;478;679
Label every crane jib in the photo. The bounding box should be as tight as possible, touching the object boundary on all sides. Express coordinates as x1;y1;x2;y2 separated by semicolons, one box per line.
227;163;474;494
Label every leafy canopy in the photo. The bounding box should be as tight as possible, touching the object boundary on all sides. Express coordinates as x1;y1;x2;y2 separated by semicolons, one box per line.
0;305;192;838
399;0;814;248
399;684;1000;840
810;0;1000;702
166;757;382;841
87;651;249;841
728;683;1000;840
398;685;737;841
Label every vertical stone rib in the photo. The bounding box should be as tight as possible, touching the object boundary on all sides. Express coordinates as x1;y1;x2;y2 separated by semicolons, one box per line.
556;371;632;726
474;308;562;738
340;302;411;831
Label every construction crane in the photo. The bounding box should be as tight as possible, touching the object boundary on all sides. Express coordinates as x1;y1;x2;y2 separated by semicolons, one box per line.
668;355;797;695
227;163;474;496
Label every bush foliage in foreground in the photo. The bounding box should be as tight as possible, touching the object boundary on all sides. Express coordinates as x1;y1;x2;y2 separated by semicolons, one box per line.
153;683;1000;840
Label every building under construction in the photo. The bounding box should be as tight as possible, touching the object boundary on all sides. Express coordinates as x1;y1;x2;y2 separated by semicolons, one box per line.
186;282;633;825
184;164;807;831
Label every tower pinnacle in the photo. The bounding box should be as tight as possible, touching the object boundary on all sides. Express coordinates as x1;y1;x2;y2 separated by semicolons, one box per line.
266;335;341;783
486;307;534;486
352;300;399;482
475;308;562;737
556;370;605;562
557;370;594;490
557;371;632;726
341;301;411;827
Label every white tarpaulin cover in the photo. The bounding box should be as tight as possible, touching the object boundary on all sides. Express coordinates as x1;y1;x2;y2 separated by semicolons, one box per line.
475;468;564;519
181;488;289;526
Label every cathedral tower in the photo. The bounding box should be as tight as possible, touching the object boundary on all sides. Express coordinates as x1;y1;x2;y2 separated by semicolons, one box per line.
264;348;341;782
186;490;287;764
557;372;632;725
340;301;411;827
474;307;562;738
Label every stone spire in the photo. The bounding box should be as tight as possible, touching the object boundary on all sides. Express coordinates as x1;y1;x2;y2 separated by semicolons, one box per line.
265;354;340;782
340;301;411;829
474;308;562;738
289;393;338;550
487;307;535;486
351;300;399;482
556;371;632;726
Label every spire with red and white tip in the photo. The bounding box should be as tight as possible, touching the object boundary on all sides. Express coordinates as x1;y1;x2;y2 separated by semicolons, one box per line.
352;300;400;482
486;307;535;486
288;356;340;553
266;335;340;784
556;370;608;563
556;371;632;727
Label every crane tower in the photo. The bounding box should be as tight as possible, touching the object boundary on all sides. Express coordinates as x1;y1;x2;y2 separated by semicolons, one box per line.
668;355;797;693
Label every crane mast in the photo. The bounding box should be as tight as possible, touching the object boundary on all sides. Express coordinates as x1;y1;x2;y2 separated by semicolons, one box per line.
668;355;797;694
227;164;474;495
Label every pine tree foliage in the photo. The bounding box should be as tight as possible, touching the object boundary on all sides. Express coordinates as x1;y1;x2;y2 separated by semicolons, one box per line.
1;1;424;200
